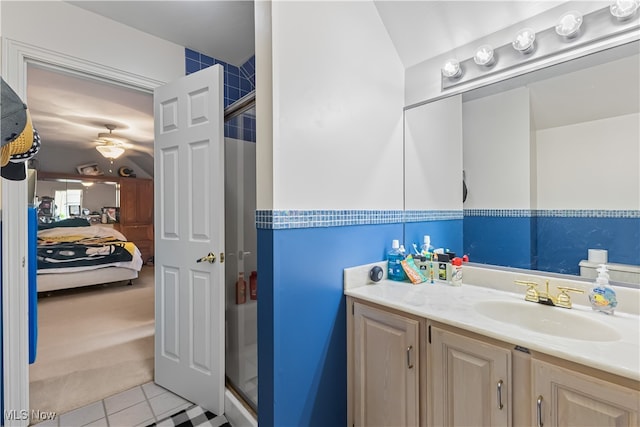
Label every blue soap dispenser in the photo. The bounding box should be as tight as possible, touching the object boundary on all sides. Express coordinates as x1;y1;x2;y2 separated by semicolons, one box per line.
588;264;617;315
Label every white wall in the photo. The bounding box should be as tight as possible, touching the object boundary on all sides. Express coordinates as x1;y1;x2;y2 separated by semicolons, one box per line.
463;87;532;209
255;1;273;211
263;1;404;210
1;0;184;86
405;95;462;210
536;113;640;210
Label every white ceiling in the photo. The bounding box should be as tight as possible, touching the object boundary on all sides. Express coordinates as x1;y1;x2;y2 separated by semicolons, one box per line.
32;1;628;176
67;0;256;67
374;1;566;68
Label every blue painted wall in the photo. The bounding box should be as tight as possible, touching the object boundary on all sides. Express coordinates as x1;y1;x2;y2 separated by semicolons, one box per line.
537;217;640;275
464;214;639;274
258;223;403;427
405;220;463;257
1;224;3;425
464;216;536;269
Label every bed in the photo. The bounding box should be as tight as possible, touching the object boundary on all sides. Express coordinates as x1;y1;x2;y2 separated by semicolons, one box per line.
36;222;143;292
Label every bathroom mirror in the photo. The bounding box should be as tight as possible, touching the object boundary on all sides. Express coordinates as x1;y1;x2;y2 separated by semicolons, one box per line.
404;41;640;285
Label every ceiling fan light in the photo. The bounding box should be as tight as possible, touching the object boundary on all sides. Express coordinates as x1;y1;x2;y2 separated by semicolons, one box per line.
97;133;128;144
96;144;125;159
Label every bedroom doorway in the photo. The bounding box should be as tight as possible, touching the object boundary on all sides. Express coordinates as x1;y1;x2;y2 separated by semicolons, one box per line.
18;52;257;422
26;62;157;419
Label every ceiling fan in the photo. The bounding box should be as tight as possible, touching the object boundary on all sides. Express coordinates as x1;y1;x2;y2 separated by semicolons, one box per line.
94;124;128;160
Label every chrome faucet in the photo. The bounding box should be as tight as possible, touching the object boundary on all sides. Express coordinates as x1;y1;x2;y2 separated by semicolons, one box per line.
515;280;583;309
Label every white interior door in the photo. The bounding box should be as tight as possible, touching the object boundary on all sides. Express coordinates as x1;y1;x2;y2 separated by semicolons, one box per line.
153;65;225;414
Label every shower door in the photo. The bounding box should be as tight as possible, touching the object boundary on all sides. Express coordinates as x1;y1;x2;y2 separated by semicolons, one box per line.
224;101;258;412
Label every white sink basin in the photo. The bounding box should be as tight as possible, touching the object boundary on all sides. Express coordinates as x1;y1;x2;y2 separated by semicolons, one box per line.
473;300;621;342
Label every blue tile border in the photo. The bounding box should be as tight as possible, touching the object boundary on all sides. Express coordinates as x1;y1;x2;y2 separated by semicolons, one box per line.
464;209;536;217
256;210;404;229
404;210;463;222
255;208;640;229
255;210;467;229
464;209;640;218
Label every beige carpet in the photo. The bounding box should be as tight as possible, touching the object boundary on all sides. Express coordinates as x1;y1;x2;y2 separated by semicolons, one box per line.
29;266;155;419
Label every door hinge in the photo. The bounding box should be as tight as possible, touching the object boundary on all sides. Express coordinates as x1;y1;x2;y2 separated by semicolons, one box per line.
428;325;431;343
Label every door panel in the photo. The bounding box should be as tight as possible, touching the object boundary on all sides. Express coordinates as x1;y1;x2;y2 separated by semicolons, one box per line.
154;65;225;414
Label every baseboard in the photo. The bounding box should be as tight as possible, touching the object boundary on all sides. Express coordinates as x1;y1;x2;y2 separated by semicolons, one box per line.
225;388;257;427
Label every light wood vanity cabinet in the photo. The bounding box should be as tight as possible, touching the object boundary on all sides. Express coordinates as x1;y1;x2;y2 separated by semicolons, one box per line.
347;297;639;427
429;323;512;427
348;298;423;427
532;358;639;427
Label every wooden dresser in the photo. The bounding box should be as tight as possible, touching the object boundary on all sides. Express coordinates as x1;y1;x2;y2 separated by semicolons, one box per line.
115;177;154;263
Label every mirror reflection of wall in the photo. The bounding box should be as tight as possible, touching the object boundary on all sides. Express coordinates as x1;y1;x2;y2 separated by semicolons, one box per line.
462;49;639;277
404;42;640;284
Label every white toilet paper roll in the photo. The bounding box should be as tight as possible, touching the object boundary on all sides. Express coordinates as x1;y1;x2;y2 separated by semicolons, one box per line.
588;249;608;264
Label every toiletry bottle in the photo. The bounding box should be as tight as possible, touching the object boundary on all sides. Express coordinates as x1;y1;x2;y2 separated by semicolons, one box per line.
387;239;407;281
236;272;247;305
588;264;617;315
421;235;433;256
429;253;436;284
451;257;463;287
249;271;257;300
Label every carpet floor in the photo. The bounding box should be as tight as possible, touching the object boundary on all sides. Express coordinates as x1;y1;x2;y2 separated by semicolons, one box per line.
29;265;155;420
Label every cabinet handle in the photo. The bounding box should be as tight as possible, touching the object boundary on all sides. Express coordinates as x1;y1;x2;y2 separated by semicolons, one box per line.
497;379;504;410
536;395;544;427
406;345;413;369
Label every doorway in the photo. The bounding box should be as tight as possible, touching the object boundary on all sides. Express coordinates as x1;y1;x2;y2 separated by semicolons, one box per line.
5;47;257;424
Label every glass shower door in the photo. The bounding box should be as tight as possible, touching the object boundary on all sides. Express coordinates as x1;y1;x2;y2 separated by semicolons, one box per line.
224;100;257;412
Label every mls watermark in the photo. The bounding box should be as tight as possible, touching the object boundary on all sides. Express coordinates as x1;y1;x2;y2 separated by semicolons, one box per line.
4;409;57;422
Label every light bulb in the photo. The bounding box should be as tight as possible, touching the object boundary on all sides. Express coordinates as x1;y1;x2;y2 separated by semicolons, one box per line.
441;59;462;78
555;11;583;38
610;0;639;19
474;45;495;67
512;28;536;53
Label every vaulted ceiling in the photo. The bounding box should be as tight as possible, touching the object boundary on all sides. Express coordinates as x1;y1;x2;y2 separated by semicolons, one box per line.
33;1;611;178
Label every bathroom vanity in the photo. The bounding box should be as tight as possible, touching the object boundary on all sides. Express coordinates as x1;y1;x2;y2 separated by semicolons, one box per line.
345;262;640;427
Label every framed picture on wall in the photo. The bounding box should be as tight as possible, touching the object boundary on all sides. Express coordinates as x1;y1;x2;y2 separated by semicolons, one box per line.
77;163;104;176
102;207;119;223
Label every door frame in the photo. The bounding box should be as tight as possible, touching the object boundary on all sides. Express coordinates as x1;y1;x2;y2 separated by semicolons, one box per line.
1;38;164;426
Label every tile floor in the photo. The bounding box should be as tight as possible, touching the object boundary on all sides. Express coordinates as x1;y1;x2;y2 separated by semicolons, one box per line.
34;382;196;427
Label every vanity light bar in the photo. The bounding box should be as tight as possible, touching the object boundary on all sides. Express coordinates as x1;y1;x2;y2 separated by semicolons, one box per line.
441;5;640;90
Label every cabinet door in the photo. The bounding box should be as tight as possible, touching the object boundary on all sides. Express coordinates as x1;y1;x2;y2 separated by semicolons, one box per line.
353;301;420;427
119;178;138;223
532;359;639;427
135;179;153;224
119;178;153;224
430;325;511;427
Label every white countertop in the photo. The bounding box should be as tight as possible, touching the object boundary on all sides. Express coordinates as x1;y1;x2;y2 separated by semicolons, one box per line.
344;263;640;382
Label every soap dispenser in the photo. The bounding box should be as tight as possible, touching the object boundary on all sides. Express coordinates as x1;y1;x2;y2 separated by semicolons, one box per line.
588;264;617;315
